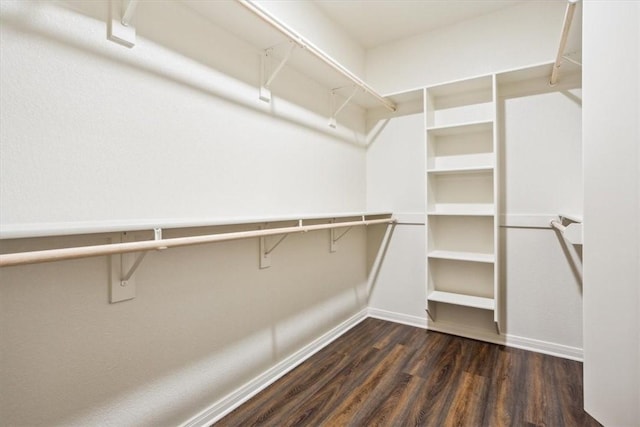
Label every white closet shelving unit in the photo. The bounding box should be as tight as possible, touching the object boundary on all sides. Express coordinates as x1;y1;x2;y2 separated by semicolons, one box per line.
424;75;500;332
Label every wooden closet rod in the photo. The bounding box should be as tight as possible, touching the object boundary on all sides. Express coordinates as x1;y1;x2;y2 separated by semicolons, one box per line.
236;0;397;112
0;217;395;268
550;0;580;86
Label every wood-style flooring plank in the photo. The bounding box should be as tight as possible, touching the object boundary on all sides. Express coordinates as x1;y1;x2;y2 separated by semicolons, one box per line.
215;318;601;427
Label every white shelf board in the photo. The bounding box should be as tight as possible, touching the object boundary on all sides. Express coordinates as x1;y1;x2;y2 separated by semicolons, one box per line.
427;250;495;263
427;204;494;216
426;75;493;99
428;291;495;311
0;212;393;239
427;165;494;175
426;120;493;136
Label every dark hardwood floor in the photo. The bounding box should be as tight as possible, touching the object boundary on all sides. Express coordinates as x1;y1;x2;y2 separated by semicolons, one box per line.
215;318;601;427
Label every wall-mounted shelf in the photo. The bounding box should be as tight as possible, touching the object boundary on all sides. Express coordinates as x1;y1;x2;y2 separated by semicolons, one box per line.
176;0;396;118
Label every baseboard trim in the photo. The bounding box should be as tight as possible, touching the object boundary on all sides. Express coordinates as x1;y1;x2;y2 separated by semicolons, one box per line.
367;308;583;362
367;307;427;329
426;320;583;362
181;308;368;427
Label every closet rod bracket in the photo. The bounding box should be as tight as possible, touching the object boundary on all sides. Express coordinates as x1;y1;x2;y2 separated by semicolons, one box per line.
259;223;298;269
108;0;138;48
329;86;359;128
329;219;353;253
260;41;297;103
121;0;140;26
110;227;164;303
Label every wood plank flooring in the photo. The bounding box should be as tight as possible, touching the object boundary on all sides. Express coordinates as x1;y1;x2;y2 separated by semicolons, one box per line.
215;318;601;427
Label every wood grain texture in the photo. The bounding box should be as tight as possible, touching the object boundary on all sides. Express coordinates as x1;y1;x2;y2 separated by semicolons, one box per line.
215;318;601;427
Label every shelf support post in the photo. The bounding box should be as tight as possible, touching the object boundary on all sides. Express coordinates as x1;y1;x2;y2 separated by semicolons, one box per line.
260;41;296;103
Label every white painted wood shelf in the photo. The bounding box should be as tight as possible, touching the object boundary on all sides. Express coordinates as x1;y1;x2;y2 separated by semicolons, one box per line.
425;74;500;333
426;120;494;135
427;250;495;263
427;291;495;311
427;204;495;216
427;165;494;175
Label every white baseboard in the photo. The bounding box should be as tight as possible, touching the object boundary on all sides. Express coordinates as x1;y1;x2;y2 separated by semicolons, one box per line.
367;307;427;329
181;308;368;427
368;308;583;362
426;320;583;362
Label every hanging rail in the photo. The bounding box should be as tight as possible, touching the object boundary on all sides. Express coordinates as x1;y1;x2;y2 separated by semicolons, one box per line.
0;217;395;268
236;0;397;112
550;0;580;86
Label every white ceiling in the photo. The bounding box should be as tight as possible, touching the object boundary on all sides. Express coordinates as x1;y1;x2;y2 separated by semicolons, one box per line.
314;0;525;49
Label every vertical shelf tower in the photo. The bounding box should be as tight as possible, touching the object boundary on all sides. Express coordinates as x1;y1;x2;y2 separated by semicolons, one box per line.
424;75;500;333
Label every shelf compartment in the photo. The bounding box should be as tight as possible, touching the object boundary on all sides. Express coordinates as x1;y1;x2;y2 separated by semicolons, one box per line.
428;250;495;263
426;76;494;128
427;170;494;213
428;290;495;311
426;121;494;171
427;215;494;254
428;258;494;299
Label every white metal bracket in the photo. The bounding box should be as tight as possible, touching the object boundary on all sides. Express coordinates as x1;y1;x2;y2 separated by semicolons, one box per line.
110;228;164;303
260;41;297;103
108;0;139;48
329;219;353;253
259;223;297;269
329;85;359;128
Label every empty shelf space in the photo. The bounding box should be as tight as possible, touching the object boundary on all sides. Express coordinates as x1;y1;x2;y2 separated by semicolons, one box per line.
428;250;495;263
425;75;494;128
427;216;494;254
428;291;495;311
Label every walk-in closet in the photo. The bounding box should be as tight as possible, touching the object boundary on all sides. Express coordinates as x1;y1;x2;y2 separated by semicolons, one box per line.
1;1;638;426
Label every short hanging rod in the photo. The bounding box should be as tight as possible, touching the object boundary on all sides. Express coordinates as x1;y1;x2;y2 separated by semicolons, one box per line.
236;0;397;112
550;0;580;86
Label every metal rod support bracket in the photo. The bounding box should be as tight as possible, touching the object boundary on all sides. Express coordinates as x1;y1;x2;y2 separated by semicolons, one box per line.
259;223;298;268
260;42;296;103
121;0;140;26
329;86;359;128
110;228;163;303
108;0;138;48
330;219;353;253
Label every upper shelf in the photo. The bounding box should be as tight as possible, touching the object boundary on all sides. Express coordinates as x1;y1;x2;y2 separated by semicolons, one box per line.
180;0;395;112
